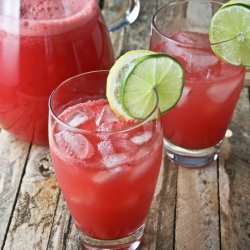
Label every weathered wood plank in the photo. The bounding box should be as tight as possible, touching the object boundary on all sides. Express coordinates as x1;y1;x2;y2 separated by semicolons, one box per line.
244;79;250;87
3;145;59;250
47;193;73;250
219;88;250;250
64;221;82;250
0;131;30;249
141;159;177;250
243;71;250;87
175;164;220;250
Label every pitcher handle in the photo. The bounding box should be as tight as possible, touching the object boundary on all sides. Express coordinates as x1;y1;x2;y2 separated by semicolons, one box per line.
100;0;140;33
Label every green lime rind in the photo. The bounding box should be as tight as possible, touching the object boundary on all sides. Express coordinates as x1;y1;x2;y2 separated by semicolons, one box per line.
209;4;250;66
223;3;250;8
221;0;250;9
120;54;184;120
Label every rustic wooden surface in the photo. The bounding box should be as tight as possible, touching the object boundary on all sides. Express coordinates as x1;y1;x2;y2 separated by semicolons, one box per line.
1;1;250;249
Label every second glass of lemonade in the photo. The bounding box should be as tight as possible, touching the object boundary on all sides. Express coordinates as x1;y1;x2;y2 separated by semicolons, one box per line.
150;0;245;167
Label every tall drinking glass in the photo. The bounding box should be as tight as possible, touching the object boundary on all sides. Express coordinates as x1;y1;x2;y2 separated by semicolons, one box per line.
48;71;163;249
150;0;245;167
0;0;139;145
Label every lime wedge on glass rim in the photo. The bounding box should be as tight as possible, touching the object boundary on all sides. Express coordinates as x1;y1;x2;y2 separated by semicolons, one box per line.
106;50;156;120
209;2;250;66
106;50;184;120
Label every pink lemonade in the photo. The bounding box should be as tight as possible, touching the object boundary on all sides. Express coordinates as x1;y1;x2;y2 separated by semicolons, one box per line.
49;99;163;240
150;31;245;149
0;0;114;144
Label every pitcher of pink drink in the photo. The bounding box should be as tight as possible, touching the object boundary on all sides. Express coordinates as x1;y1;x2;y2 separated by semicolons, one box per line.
0;0;140;145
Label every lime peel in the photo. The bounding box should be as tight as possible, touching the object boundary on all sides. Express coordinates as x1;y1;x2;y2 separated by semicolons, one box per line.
106;50;156;120
119;53;184;119
209;2;250;66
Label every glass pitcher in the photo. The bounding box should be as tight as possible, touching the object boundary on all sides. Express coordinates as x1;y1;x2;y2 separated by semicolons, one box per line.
0;0;140;145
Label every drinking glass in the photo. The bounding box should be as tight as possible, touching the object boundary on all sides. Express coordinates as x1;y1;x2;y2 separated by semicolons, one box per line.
0;0;139;145
150;0;245;167
48;71;163;249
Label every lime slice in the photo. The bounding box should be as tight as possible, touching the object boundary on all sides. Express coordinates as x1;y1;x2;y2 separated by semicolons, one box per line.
120;54;184;119
209;4;250;66
106;50;156;120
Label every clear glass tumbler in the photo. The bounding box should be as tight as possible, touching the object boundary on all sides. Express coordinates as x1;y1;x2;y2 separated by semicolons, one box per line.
48;71;163;249
150;0;246;167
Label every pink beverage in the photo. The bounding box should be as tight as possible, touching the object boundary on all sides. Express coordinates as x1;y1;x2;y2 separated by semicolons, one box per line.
49;99;163;240
0;0;114;144
151;31;245;149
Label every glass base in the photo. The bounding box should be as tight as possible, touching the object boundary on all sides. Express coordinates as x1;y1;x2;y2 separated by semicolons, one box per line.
80;224;145;250
164;138;222;168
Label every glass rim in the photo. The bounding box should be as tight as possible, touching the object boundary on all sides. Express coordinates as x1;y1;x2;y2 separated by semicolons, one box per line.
151;0;241;47
49;70;160;135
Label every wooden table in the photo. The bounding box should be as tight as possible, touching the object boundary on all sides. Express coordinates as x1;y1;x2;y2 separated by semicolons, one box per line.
1;1;250;249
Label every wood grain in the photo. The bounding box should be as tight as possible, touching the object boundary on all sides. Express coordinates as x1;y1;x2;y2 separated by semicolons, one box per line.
245;72;250;87
175;164;220;250
141;159;178;250
48;194;78;250
0;131;30;249
3;146;59;250
219;88;250;250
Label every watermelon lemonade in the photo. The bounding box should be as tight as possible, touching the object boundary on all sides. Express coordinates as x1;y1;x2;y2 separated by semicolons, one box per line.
151;31;245;149
150;0;245;167
0;0;114;144
49;71;163;249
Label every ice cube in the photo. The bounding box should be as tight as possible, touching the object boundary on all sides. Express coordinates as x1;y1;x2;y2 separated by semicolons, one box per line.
97;140;115;158
63;105;95;130
173;31;208;44
113;139;138;154
96;104;120;132
188;52;219;73
98;139;137;168
55;130;94;160
207;79;240;104
96;104;120;126
130;131;153;145
68;113;89;127
93;166;124;184
98;121;118;132
103;154;128;168
168;32;219;74
98;140;126;168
